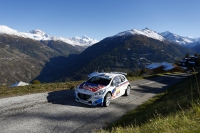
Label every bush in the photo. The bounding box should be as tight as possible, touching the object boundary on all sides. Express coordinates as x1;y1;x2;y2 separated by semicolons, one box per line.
32;80;41;84
127;72;135;77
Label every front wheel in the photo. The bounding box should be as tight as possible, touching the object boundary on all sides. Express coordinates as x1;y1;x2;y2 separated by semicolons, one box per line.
103;93;111;107
124;85;131;96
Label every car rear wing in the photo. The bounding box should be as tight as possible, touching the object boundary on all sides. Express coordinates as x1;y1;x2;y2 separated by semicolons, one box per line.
88;71;127;79
88;72;103;78
111;72;127;75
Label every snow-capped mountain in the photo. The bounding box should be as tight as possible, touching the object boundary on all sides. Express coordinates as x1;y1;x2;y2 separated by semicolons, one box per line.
1;25;200;48
113;28;165;41
160;31;200;47
52;35;98;47
0;25;98;46
25;29;51;40
111;27;200;47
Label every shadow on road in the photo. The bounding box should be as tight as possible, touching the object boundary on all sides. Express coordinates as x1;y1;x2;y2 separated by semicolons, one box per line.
130;73;191;95
47;74;190;108
132;84;169;95
143;73;190;83
46;89;97;108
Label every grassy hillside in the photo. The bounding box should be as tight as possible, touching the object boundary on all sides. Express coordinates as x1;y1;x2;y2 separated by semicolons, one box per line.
0;35;59;85
0;81;83;98
40;40;83;56
0;34;84;85
98;73;200;133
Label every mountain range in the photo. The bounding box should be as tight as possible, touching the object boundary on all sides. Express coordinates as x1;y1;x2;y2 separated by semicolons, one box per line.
0;25;99;47
160;31;200;47
57;33;194;81
0;25;198;85
0;25;100;85
1;25;200;48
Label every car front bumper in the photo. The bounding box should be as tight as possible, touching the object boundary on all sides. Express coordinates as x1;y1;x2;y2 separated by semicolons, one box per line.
75;91;104;106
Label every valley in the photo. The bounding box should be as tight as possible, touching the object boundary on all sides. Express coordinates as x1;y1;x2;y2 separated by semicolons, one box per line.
0;25;199;86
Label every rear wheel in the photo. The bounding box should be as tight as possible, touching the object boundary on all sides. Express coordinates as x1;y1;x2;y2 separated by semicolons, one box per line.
124;85;131;96
103;93;111;107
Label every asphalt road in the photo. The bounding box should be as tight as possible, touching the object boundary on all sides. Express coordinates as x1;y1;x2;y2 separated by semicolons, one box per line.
0;73;191;133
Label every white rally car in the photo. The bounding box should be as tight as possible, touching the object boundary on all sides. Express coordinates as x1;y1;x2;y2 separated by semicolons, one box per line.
74;72;131;107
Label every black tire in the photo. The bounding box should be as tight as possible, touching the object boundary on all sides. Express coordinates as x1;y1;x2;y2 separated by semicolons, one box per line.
124;85;131;96
103;93;111;107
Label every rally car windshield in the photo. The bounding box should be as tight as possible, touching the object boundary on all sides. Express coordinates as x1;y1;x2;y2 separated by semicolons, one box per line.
87;76;111;86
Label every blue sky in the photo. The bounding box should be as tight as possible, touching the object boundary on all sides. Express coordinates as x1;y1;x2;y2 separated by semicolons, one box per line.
1;0;200;40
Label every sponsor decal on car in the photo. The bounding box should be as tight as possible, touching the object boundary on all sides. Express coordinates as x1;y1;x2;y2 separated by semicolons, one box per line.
120;81;129;86
79;82;105;92
112;87;120;98
75;72;131;107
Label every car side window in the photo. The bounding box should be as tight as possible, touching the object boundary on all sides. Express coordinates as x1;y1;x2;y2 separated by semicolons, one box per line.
112;76;121;86
116;76;122;84
120;76;125;82
111;79;116;86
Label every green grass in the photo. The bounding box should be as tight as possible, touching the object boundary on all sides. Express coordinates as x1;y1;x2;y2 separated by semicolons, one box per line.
126;76;143;81
98;72;200;133
0;81;83;98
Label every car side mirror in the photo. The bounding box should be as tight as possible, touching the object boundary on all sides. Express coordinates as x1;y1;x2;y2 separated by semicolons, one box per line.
111;82;118;87
111;82;117;87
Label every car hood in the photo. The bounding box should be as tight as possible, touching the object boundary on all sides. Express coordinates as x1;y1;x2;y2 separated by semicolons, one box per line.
78;82;106;93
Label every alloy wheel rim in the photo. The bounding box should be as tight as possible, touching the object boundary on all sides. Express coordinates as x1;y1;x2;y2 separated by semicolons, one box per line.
106;94;111;106
127;86;130;95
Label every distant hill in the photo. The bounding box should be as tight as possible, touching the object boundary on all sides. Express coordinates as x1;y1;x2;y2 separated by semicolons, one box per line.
0;25;100;85
40;40;84;56
57;34;195;80
0;34;81;85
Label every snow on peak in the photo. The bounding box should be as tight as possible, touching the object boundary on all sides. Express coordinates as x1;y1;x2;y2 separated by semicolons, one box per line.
114;28;165;41
0;25;98;46
29;29;46;36
0;25;17;33
186;36;194;39
160;31;194;45
0;25;26;37
0;25;50;40
160;31;173;36
82;35;90;39
53;35;99;46
23;29;51;41
141;28;165;41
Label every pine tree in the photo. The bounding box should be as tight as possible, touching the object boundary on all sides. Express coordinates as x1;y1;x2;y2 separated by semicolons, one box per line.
185;53;190;58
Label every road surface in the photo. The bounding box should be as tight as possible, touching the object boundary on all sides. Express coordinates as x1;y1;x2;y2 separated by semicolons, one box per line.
0;73;190;133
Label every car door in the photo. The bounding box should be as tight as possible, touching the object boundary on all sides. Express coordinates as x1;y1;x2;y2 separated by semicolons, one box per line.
111;76;123;98
119;75;127;94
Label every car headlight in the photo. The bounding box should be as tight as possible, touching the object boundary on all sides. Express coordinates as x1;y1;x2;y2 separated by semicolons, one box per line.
95;89;106;95
75;86;79;92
